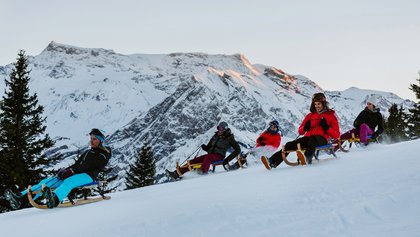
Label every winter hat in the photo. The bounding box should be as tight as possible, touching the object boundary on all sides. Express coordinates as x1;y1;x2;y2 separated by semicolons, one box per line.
269;120;279;129
312;93;327;102
89;128;105;143
366;95;377;107
310;92;330;112
217;121;228;131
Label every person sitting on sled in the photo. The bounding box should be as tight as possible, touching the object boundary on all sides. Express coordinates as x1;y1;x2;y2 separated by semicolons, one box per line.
227;120;281;170
338;95;384;145
5;128;112;209
263;93;340;167
165;121;241;180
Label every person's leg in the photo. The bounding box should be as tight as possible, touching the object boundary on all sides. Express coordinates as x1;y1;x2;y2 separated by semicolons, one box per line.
340;128;357;140
20;176;62;196
304;136;327;164
201;154;224;173
178;155;206;175
269;137;308;167
53;173;93;202
359;123;374;145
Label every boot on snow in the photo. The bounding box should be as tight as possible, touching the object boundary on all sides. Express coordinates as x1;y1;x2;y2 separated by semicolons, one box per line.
4;189;22;210
165;169;181;181
42;187;59;208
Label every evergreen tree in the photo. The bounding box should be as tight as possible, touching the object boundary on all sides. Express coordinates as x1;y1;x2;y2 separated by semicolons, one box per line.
384;103;409;143
407;73;420;139
0;50;54;211
95;165;119;194
125;142;156;189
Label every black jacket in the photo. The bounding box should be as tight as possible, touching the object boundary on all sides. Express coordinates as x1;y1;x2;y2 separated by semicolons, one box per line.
353;107;384;134
70;146;112;180
202;128;241;162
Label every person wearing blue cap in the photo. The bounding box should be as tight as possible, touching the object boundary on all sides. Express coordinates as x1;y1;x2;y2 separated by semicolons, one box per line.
4;128;112;209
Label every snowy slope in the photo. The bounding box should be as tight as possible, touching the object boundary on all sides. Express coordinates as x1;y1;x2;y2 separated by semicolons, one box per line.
1;140;419;237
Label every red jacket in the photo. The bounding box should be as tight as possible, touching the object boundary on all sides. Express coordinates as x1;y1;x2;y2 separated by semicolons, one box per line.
298;110;340;140
256;131;281;149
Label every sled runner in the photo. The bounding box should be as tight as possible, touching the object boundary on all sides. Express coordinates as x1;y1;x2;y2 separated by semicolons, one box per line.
262;143;338;170
175;155;245;175
339;133;378;152
27;181;111;209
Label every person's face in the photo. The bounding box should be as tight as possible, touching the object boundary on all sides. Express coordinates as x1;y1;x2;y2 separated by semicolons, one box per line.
217;126;225;135
269;124;277;131
367;102;374;110
314;101;324;112
90;135;101;148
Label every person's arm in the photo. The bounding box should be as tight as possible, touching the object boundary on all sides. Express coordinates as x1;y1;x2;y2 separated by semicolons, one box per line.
375;113;385;135
353;111;365;129
72;151;109;174
256;132;266;146
202;135;214;151
326;114;340;140
224;136;241;163
298;114;311;135
68;151;86;170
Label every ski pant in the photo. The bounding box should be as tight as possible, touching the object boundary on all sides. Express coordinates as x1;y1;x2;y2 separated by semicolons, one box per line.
53;173;93;202
340;123;373;145
19;173;93;202
270;135;327;167
20;176;63;200
179;153;223;174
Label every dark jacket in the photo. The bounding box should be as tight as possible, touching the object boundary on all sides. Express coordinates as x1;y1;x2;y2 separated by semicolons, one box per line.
353;107;384;134
202;128;241;162
70;146;112;180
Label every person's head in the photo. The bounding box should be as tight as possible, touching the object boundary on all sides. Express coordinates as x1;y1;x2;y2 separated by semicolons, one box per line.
89;128;105;148
217;121;228;135
268;120;279;132
310;93;329;113
366;95;377;111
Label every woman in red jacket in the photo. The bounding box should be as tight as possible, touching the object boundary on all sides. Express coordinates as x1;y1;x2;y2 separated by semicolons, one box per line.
255;120;282;149
263;93;340;167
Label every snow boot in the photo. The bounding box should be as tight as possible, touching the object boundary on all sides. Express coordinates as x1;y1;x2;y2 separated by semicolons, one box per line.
165;169;181;181
222;163;231;171
227;162;240;170
261;156;272;170
4;189;22;210
42;187;59;208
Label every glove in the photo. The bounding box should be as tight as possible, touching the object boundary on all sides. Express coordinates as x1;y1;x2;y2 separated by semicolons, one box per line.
57;167;74;180
303;120;311;131
371;132;379;139
257;137;265;142
260;141;266;146
319;117;329;133
201;144;208;151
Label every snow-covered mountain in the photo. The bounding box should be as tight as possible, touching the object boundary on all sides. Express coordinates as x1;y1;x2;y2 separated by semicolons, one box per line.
1;140;419;237
0;42;413;184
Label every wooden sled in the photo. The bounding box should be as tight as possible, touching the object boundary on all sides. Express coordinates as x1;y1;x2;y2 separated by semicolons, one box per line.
281;143;306;166
27;181;111;209
282;143;338;166
175;155;246;176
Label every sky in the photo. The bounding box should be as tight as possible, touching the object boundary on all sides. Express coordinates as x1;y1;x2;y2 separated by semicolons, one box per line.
0;0;419;101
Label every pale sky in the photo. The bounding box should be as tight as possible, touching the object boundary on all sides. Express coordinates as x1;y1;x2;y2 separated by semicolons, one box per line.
1;0;419;100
